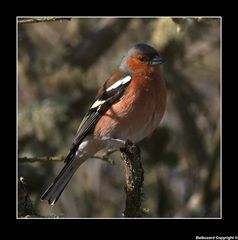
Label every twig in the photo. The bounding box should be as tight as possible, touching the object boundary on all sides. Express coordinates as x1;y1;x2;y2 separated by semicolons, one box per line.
18;149;117;164
18;177;35;217
18;17;71;24
93;149;118;165
120;140;144;217
18;177;46;218
19;156;65;163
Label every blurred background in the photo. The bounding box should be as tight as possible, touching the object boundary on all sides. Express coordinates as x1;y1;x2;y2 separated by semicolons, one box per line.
17;17;221;218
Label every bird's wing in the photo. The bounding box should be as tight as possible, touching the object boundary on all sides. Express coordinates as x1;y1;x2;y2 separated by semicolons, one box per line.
64;71;131;163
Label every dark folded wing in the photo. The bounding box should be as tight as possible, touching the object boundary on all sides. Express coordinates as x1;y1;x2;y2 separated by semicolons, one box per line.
64;75;131;163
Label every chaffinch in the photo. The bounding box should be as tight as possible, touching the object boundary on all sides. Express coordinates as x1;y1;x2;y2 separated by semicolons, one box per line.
41;43;166;205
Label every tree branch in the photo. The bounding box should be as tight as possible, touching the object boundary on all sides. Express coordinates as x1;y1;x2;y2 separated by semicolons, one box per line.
120;140;144;217
18;17;71;24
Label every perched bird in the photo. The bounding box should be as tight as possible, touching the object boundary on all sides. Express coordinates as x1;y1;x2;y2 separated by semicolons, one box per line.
41;43;166;205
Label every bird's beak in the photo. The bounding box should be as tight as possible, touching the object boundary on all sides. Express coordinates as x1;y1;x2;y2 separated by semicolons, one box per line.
151;55;165;65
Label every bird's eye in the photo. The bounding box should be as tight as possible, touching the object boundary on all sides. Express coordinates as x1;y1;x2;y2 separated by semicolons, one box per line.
138;56;147;62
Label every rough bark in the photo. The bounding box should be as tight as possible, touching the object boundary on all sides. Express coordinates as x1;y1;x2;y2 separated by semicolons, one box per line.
120;140;144;217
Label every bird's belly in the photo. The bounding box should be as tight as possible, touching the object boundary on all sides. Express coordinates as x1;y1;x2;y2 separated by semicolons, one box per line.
116;110;159;143
94;94;161;143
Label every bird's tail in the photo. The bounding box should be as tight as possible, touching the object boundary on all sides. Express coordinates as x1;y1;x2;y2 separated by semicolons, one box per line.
41;156;85;205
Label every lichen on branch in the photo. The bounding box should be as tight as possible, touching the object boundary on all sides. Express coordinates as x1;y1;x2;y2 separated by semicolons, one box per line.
120;140;144;217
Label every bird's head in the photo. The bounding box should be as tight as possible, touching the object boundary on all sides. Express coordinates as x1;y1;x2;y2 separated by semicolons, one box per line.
119;43;164;74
